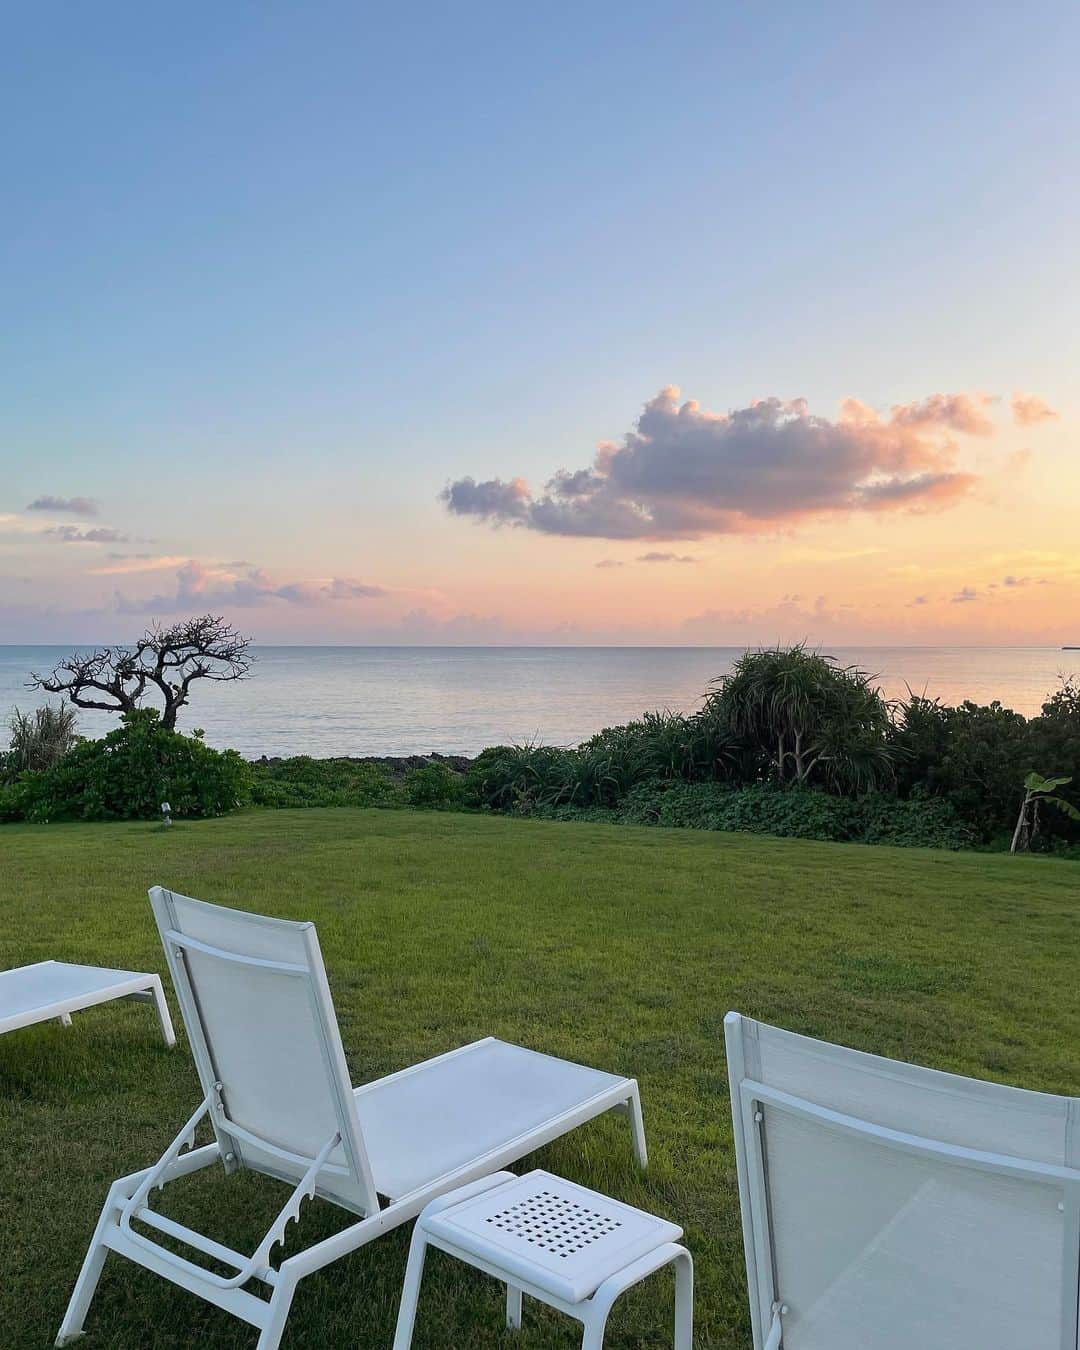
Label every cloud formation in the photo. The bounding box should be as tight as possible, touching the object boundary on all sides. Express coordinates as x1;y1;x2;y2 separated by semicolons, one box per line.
45;525;128;544
680;592;839;640
637;551;697;563
443;385;985;540
1011;392;1058;426
888;392;996;435
92;554;177;573
116;561;391;614
27;495;100;516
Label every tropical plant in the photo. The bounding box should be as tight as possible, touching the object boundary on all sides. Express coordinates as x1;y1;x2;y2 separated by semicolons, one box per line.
463;744;578;811
1010;772;1080;854
4;703;79;776
704;644;894;792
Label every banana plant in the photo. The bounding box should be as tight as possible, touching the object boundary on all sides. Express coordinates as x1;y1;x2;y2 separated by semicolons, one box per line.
1010;771;1080;853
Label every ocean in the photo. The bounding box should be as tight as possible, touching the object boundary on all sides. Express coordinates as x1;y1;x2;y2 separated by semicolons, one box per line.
0;646;1075;758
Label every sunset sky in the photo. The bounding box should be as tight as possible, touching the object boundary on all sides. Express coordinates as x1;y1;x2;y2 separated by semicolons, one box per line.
2;3;1077;646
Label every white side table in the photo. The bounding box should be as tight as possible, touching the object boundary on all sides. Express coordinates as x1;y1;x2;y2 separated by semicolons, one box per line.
393;1169;693;1349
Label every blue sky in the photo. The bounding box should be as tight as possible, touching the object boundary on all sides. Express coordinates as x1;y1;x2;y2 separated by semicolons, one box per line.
2;2;1077;643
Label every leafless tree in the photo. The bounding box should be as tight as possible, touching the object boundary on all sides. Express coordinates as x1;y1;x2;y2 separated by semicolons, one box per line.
29;615;253;731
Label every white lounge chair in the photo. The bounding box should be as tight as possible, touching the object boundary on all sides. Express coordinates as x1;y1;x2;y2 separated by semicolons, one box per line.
57;887;647;1349
725;1010;1080;1350
0;960;174;1047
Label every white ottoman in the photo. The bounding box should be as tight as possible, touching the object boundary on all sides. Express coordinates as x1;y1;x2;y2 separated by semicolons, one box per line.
393;1169;693;1349
0;960;175;1046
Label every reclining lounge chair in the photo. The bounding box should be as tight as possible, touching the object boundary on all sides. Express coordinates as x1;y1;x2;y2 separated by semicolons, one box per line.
57;887;647;1349
725;1010;1080;1350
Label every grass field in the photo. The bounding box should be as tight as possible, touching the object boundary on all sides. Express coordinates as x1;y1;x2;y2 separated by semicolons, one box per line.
2;808;1079;1348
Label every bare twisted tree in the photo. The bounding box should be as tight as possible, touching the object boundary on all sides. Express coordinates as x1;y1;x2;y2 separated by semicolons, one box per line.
29;615;252;731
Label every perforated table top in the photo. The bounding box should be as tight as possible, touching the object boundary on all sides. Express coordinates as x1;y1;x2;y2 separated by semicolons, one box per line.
419;1169;683;1304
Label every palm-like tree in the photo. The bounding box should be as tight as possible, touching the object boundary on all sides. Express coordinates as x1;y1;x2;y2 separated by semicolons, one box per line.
705;643;894;793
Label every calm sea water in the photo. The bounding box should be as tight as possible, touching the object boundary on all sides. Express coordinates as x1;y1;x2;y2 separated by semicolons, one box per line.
0;646;1075;758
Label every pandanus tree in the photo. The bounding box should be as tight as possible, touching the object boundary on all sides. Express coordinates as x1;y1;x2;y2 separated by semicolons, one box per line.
704;643;894;793
29;614;252;731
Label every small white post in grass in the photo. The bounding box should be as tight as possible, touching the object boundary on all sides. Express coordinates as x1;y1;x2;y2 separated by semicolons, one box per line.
160;801;172;828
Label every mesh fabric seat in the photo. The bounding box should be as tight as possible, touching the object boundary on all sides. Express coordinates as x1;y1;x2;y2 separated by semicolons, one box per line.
725;1011;1080;1350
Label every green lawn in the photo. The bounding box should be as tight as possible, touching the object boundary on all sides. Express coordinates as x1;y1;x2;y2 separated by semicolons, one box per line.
2;809;1079;1349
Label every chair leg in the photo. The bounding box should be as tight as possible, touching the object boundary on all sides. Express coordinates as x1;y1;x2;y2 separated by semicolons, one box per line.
673;1248;693;1350
392;1228;430;1350
255;1271;298;1350
581;1304;612;1350
506;1283;523;1329
149;979;176;1048
55;1187;119;1345
627;1087;648;1168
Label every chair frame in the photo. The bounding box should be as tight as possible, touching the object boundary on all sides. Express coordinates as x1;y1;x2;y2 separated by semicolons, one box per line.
725;1011;1080;1350
57;890;647;1349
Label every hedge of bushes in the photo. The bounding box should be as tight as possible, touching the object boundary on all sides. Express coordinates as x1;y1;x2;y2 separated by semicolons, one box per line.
526;782;973;849
0;710;249;823
0;725;466;823
248;756;464;810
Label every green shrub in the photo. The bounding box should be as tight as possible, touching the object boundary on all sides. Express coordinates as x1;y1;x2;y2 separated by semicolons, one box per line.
530;781;972;848
401;761;465;809
0;709;249;822
463;744;577;811
1027;680;1080;846
464;716;745;815
248;756;400;809
889;685;1080;846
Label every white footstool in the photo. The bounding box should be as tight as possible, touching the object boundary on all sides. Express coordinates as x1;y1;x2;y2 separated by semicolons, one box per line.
0;960;175;1046
393;1169;693;1349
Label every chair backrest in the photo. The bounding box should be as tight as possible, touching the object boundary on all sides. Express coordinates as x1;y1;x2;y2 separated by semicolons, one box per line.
725;1011;1080;1350
149;886;379;1216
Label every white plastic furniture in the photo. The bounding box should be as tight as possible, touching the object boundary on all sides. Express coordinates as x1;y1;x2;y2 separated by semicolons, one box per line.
725;1010;1080;1350
0;960;174;1046
57;887;648;1350
393;1168;692;1349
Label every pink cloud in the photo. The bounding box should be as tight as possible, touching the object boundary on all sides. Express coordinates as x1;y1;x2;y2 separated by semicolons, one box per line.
115;560;392;614
1011;392;1059;426
889;392;996;436
444;385;989;540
